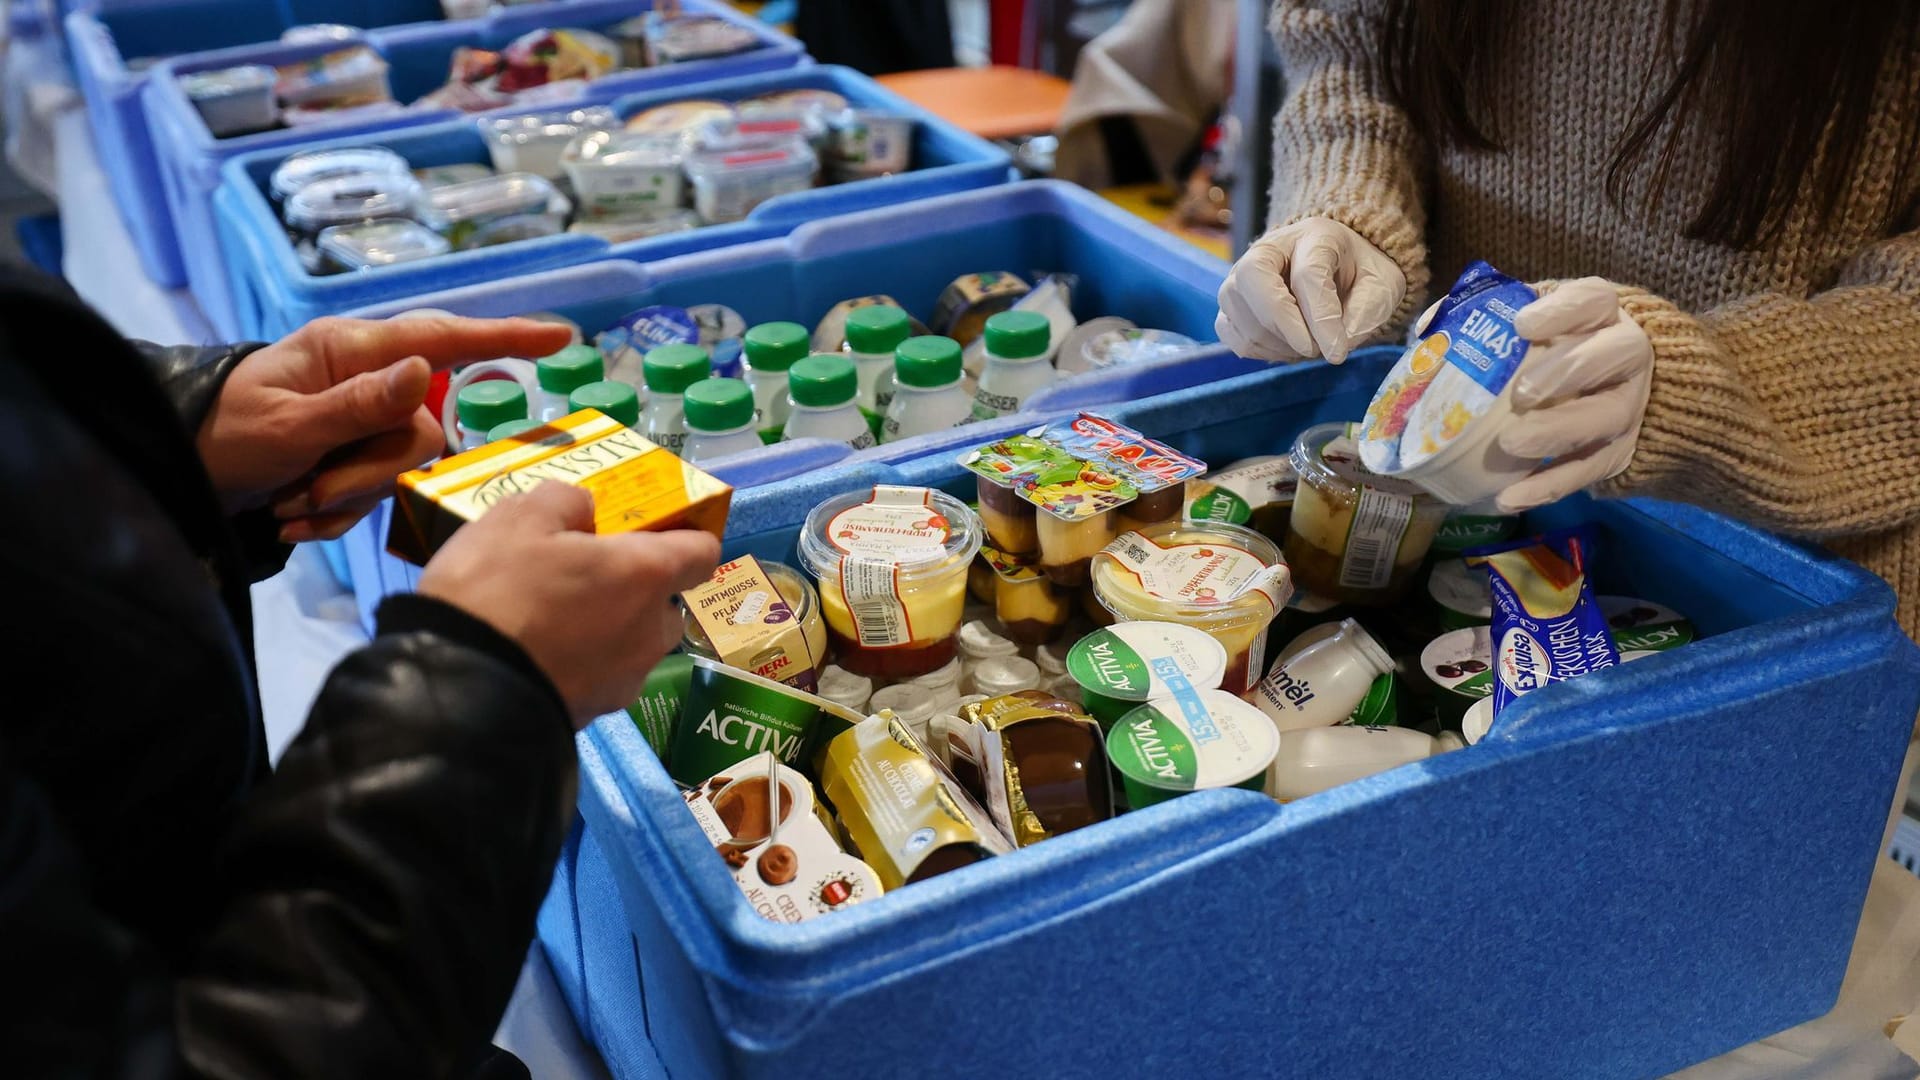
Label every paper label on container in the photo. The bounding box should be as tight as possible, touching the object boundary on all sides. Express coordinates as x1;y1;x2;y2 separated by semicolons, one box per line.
1098;532;1289;611
830;487;950;648
683;556;818;691
1339;486;1414;591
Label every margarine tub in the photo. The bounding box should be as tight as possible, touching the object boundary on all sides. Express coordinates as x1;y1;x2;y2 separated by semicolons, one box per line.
1066;621;1230;730
1285;423;1447;607
798;486;982;679
1356;261;1545;505
1106;689;1279;807
1089;521;1292;695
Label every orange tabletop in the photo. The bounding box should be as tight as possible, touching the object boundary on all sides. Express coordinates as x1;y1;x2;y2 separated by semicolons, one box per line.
876;66;1073;141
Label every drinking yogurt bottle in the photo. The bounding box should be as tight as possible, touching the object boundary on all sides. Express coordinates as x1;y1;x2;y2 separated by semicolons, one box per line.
742;321;807;442
641;343;712;454
534;344;606;421
1251;619;1396;732
881;336;972;443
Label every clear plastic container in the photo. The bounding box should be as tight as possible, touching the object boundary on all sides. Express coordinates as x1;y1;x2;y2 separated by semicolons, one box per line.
684;142;819;224
1285;422;1447;607
827;109;915;180
797;487;983;679
645;14;762;64
456;381;527;450
271;147;410;208
419;173;569;251
783;354;875;450
970;310;1053;421
180;65;278;137
562;130;686;218
625;100;735;143
641;343;711;454
681;377;764;463
1080;328;1198;371
880;336;971;444
1090;520;1293;695
284;172;423;273
534;344;606;421
565;209;701;242
316;220;450;272
741;322;808;442
984;550;1072;646
479;106;618;181
681;560;828;672
274;45;390;110
413;162;495;190
843;304;912;435
697;111;830;156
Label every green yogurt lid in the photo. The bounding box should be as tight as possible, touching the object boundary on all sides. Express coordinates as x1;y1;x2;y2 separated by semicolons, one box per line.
1106;689;1279;792
1067;622;1228;702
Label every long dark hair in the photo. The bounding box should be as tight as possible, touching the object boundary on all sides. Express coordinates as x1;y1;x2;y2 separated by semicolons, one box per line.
1381;0;1920;249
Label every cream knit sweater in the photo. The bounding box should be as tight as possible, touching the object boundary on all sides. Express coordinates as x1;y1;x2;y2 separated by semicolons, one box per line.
1266;0;1920;642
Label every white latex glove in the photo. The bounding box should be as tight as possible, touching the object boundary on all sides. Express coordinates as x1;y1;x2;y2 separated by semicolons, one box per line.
1215;217;1405;364
1491;278;1655;513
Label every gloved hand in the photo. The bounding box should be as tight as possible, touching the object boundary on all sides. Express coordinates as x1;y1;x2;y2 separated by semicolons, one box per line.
1216;217;1405;364
1491;278;1655;513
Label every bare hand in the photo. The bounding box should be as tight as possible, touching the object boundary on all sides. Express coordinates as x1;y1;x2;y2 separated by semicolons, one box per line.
196;316;572;541
417;483;721;725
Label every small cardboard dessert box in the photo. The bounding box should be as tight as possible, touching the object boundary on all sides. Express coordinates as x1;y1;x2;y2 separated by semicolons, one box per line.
682;752;881;923
388;409;731;565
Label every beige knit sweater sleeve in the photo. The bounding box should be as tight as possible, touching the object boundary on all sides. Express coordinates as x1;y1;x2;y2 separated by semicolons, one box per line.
1264;0;1430;328
1601;229;1920;548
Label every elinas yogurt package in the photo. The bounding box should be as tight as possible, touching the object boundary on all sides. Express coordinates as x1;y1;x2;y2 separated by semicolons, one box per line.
1358;261;1542;505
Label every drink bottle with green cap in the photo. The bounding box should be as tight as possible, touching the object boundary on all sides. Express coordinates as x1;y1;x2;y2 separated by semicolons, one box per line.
782;354;875;449
742;321;807;444
487;418;544;443
681;377;765;463
569;380;642;427
971;310;1054;421
881;335;971;443
534;344;607;421
641;343;711;453
456;381;527;451
843;304;912;436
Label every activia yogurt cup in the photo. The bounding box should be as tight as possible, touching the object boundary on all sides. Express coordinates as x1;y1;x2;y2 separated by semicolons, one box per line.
1091;521;1293;694
1106;689;1280;807
798;485;982;679
1067;621;1229;730
669;656;864;787
1427;559;1492;630
1600;596;1696;653
1285;423;1447;607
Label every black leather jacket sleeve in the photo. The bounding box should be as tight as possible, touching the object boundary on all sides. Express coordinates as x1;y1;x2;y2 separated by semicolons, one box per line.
3;596;575;1079
131;340;295;585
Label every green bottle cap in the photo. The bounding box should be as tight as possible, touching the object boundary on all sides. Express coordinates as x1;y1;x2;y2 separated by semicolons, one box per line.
843;304;911;354
893;335;963;389
787;354;858;408
682;377;756;432
456;381;527;432
487;418;544;443
742;321;809;372
983;310;1050;360
536;344;605;396
568;380;641;427
642;343;711;394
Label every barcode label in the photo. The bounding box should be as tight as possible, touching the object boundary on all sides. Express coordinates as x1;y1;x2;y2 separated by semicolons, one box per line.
1340;487;1413;590
841;557;913;647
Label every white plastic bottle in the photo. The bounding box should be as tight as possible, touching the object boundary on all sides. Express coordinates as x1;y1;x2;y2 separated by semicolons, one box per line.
1267;725;1435;802
742;321;807;442
781;354;876;449
680;377;765;463
640;343;710;454
456;381;527;451
567;380;641;428
970;309;1055;421
534;343;606;421
842;304;912;437
1252;619;1396;732
880;335;972;443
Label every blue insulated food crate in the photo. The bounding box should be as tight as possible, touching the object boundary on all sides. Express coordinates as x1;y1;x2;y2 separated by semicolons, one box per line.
212;65;1012;341
65;0;653;287
550;352;1920;1080
143;0;802;331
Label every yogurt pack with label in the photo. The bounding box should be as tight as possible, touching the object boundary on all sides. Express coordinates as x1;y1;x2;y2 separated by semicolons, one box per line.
1358;261;1544;505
